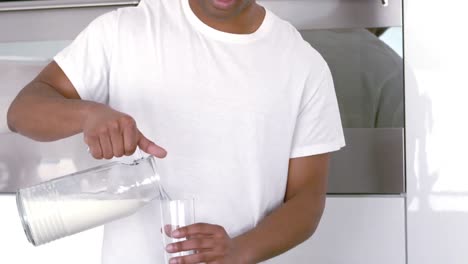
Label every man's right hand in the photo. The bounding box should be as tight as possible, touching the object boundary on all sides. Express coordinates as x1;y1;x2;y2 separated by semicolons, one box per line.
83;104;167;159
7;61;166;159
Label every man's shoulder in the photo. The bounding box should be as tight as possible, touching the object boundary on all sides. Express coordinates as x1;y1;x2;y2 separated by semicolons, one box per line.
110;0;180;29
267;10;327;69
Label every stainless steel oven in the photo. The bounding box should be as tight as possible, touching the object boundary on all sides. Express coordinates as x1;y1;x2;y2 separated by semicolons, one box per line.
0;0;405;195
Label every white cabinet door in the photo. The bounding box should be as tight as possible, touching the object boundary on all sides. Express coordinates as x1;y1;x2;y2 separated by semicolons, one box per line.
269;197;406;264
0;196;405;264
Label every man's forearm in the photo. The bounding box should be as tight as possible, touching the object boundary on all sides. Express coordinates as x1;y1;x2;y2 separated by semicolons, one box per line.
7;81;95;141
234;190;326;263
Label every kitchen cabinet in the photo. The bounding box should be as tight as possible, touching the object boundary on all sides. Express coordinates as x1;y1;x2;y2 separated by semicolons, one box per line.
0;196;406;263
271;197;406;264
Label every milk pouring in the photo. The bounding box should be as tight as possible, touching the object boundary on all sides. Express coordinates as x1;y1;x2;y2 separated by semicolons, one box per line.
16;156;170;246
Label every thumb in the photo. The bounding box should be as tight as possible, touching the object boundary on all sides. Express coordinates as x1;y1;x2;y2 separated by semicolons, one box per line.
137;131;167;158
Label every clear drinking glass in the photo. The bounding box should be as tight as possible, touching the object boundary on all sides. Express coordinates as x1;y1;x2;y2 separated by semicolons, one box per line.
16;156;169;246
160;198;195;263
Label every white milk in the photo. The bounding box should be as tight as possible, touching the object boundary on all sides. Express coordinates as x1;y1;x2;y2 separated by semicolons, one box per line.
22;199;144;245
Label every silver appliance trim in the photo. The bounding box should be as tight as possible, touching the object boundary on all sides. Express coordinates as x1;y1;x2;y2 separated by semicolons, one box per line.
0;0;402;42
0;0;138;12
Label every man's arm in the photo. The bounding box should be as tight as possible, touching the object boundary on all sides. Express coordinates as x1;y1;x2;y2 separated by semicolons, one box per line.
235;153;329;263
7;61;166;159
168;153;329;263
7;61;88;141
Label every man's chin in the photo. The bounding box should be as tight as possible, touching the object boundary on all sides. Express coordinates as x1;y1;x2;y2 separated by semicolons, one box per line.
195;0;252;20
211;0;237;10
203;0;247;18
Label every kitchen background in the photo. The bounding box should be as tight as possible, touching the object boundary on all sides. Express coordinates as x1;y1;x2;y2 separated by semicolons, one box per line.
0;0;467;263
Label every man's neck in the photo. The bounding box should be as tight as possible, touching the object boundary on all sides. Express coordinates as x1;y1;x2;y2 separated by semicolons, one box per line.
188;0;266;34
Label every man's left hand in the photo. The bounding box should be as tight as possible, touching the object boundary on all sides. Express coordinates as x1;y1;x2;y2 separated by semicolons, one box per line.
166;223;246;264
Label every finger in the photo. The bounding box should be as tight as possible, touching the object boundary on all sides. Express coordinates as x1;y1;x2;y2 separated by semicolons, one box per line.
84;135;103;159
169;252;217;264
186;234;214;253
163;224;179;237
187;233;211;240
108;121;124;157
121;117;138;156
99;133;114;159
172;223;224;239
166;238;215;253
137;131;167;158
164;226;212;239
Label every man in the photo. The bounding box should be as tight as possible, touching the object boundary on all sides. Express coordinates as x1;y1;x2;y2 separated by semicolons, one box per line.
7;0;345;263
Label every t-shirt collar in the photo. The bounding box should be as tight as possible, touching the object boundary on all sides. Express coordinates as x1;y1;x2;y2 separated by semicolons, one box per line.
181;0;274;44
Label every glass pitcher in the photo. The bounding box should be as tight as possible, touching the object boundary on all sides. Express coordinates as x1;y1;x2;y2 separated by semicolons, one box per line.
16;155;170;246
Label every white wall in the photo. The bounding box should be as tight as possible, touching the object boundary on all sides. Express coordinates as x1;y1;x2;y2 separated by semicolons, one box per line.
405;1;468;263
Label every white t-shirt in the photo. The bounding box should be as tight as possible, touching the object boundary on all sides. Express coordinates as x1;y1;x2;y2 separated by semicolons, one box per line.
54;0;345;263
